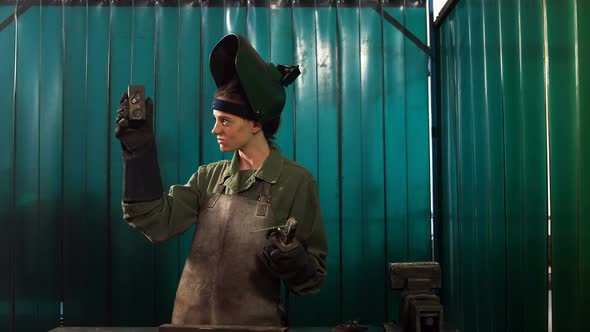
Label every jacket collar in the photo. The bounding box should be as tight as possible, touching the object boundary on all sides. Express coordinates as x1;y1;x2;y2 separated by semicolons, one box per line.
218;148;283;188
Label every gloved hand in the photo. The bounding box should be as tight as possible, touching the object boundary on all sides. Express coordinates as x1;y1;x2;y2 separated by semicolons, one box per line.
114;91;163;203
114;92;155;155
258;231;320;289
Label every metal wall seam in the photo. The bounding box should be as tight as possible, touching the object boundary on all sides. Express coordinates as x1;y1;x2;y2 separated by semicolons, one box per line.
37;0;63;325
546;0;578;330
177;0;202;273
426;0;440;261
468;0;490;329
15;2;42;327
465;1;478;329
313;0;342;324
379;0;388;319
85;0;111;321
335;2;343;323
338;0;364;322
517;0;526;327
402;0;409;262
175;0;181;286
84;9;90;323
11;1;18;329
36;0;42;324
450;9;465;330
10;0;18;330
581;8;590;330
153;0;160;323
59;0;66;324
482;0;507;329
198;0;203;166
290;0;296;161
496;0;509;327
521;0;549;328
106;0;113;324
576;0;590;325
289;0;322;322
573;0;582;327
360;0;386;322
480;0;493;329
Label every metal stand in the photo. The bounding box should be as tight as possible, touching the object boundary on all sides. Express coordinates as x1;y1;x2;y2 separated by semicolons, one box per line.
386;262;459;332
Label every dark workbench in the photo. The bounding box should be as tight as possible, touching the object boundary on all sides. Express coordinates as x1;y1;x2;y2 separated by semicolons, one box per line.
49;327;385;332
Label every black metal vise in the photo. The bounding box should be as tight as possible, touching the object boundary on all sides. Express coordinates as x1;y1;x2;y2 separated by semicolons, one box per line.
385;262;444;332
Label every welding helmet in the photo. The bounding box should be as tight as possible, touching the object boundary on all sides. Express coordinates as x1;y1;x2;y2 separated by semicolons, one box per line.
209;33;300;124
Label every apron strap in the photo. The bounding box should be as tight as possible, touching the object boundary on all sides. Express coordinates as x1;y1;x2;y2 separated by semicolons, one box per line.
207;181;272;214
207;183;226;208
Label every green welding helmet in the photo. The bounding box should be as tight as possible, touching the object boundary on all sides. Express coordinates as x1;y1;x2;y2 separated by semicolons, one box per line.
209;33;300;124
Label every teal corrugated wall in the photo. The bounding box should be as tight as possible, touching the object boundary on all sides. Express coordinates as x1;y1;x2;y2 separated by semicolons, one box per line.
0;0;431;330
437;0;590;331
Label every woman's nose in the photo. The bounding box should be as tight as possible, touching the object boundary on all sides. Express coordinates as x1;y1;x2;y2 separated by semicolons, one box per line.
211;121;221;135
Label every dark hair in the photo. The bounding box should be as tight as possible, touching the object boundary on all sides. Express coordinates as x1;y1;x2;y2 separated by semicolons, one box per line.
214;79;281;149
214;79;248;104
262;116;281;148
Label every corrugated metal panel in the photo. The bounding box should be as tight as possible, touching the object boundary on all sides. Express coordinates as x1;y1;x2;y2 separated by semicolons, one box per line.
438;0;590;331
438;0;548;330
547;0;590;331
0;0;430;330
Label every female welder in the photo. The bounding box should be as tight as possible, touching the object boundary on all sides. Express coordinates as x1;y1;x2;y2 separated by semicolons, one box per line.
114;34;327;327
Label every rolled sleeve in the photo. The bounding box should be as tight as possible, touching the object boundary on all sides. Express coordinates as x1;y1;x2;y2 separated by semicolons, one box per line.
121;167;205;243
288;178;328;294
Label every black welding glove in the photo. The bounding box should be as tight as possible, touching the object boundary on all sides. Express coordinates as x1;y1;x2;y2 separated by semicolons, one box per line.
258;232;322;293
114;92;163;202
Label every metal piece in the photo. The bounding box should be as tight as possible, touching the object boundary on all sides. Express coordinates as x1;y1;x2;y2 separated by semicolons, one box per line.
250;218;297;244
250;224;287;234
127;85;146;121
283;217;297;245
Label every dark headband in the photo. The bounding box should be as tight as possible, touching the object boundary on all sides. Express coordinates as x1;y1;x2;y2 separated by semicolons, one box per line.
211;98;257;121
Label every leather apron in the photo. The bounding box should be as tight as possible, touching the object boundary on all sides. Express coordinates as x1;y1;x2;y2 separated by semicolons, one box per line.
171;181;282;326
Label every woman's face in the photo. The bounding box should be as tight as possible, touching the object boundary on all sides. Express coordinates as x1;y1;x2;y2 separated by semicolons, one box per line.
211;109;258;152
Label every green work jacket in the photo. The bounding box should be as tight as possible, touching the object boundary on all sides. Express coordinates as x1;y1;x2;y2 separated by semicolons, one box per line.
121;148;328;294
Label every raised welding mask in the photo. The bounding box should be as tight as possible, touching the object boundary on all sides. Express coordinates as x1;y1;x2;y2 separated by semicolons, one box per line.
209;33;300;124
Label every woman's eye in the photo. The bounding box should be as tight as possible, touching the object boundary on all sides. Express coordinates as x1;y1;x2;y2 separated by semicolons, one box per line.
221;119;229;125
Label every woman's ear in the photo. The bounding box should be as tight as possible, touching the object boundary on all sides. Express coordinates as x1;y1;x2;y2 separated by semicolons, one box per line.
251;120;263;134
